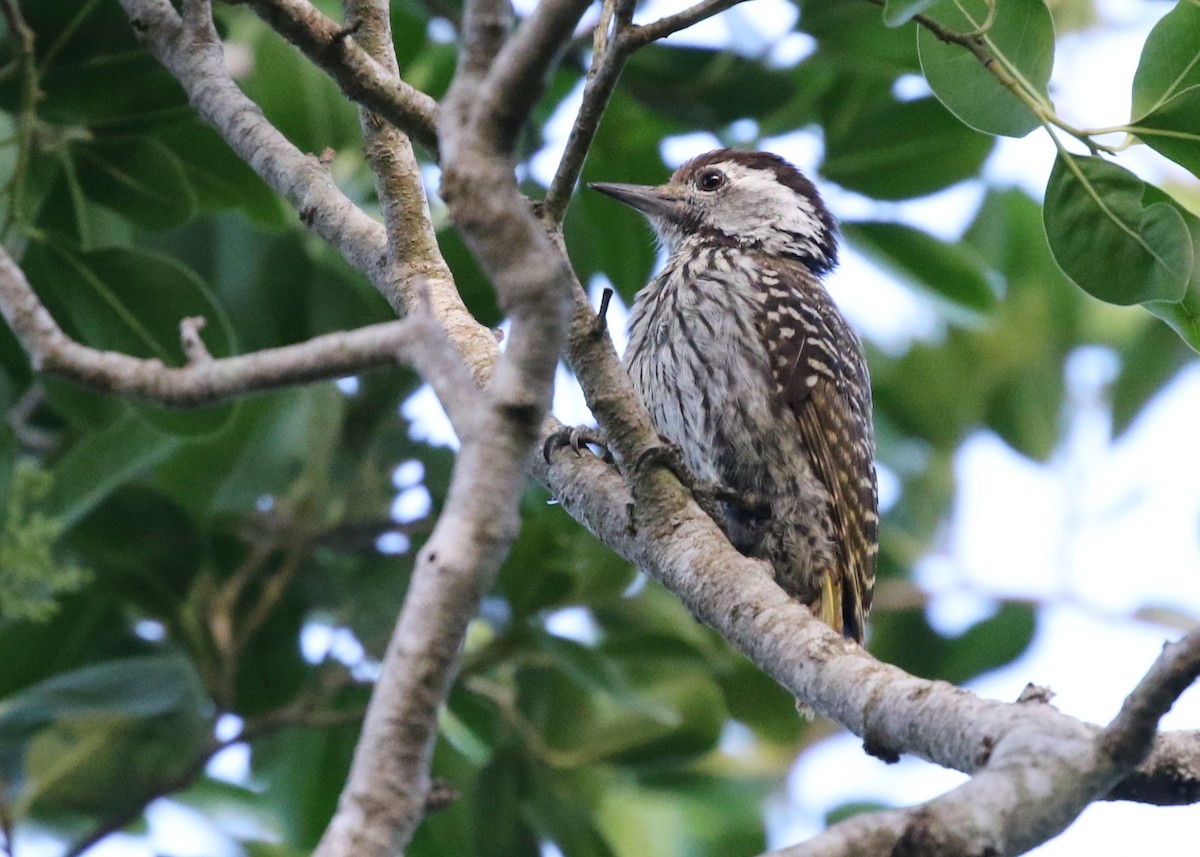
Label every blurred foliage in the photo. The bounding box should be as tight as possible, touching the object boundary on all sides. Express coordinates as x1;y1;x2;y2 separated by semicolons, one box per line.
0;460;90;621
0;0;1197;855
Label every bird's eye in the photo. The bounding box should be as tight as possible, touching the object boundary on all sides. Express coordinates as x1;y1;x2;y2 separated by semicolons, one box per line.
697;169;726;191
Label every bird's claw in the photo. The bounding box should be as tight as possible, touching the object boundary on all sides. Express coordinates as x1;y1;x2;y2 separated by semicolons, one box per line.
633;437;689;479
634;437;771;523
543;425;612;464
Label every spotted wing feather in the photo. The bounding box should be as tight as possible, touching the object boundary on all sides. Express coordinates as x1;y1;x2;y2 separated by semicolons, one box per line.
760;263;878;642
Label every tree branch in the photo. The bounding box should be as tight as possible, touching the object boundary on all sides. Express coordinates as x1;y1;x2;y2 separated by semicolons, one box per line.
542;0;635;224
122;0;403;311
540;436;1200;856
542;0;751;223
472;0;592;152
121;0;499;370
0;244;415;406
1102;630;1200;768
1106;728;1200;805
312;0;578;849
625;0;748;47
427;0;505;149
238;0;441;154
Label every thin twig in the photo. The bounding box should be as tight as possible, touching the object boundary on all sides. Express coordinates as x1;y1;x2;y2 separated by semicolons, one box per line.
542;0;635;224
1101;630;1200;769
6;385;56;452
593;286;613;334
0;0;41;243
179;316;213;364
543;0;749;222
238;0;440;153
625;0;747;47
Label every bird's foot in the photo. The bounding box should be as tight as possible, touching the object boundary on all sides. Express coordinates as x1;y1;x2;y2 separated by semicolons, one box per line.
543;425;613;465
634;439;771;523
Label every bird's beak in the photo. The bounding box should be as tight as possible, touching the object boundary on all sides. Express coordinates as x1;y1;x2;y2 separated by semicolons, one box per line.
589;182;686;224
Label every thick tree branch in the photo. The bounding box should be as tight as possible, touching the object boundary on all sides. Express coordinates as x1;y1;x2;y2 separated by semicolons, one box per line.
539;438;1200;856
238;0;440;154
312;0;577;851
1106;728;1200;805
343;0;458;318
438;0;512;177
310;6;500;850
0;245;414;406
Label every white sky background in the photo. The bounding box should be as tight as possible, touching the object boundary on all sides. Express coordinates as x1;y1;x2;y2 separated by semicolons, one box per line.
24;1;1198;856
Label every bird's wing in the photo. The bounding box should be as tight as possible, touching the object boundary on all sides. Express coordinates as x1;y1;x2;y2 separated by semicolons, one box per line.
759;265;878;642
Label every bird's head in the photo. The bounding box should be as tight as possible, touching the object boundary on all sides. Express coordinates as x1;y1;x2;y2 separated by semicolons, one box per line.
590;148;839;274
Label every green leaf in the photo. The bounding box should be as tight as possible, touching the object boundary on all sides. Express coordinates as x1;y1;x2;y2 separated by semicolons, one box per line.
241;25;362;155
1131;0;1200;121
883;0;938;27
70;137;196;231
152;390;322;518
715;655;804;744
1129;85;1200;181
622;48;796;130
918;0;1055;137
1111;319;1194;437
67;486;203;610
1140;184;1200;352
498;491;636;619
154;120;288;225
23;244;238;435
45;413;180;528
799;0;922;76
40;52;187;127
525;773;619;857
1042;153;1192;305
842;221;997;312
871;602;1036;684
474;745;539;857
820;92;993;200
0;654;211;818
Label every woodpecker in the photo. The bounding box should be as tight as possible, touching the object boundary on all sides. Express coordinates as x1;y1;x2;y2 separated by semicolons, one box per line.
591;148;878;643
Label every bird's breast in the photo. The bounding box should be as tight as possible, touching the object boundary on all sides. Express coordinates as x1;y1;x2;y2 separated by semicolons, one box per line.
623;251;811;496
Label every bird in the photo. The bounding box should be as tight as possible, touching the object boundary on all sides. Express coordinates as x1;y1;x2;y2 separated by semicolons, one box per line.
590;148;878;643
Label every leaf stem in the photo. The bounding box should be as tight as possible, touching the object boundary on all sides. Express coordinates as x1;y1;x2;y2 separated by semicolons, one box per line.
866;0;1118;155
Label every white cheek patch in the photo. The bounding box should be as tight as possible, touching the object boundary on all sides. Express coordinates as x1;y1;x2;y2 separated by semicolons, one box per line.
718;162;825;246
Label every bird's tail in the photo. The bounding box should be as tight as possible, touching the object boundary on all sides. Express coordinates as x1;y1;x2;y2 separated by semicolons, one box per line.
818;570;845;637
819;568;865;644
